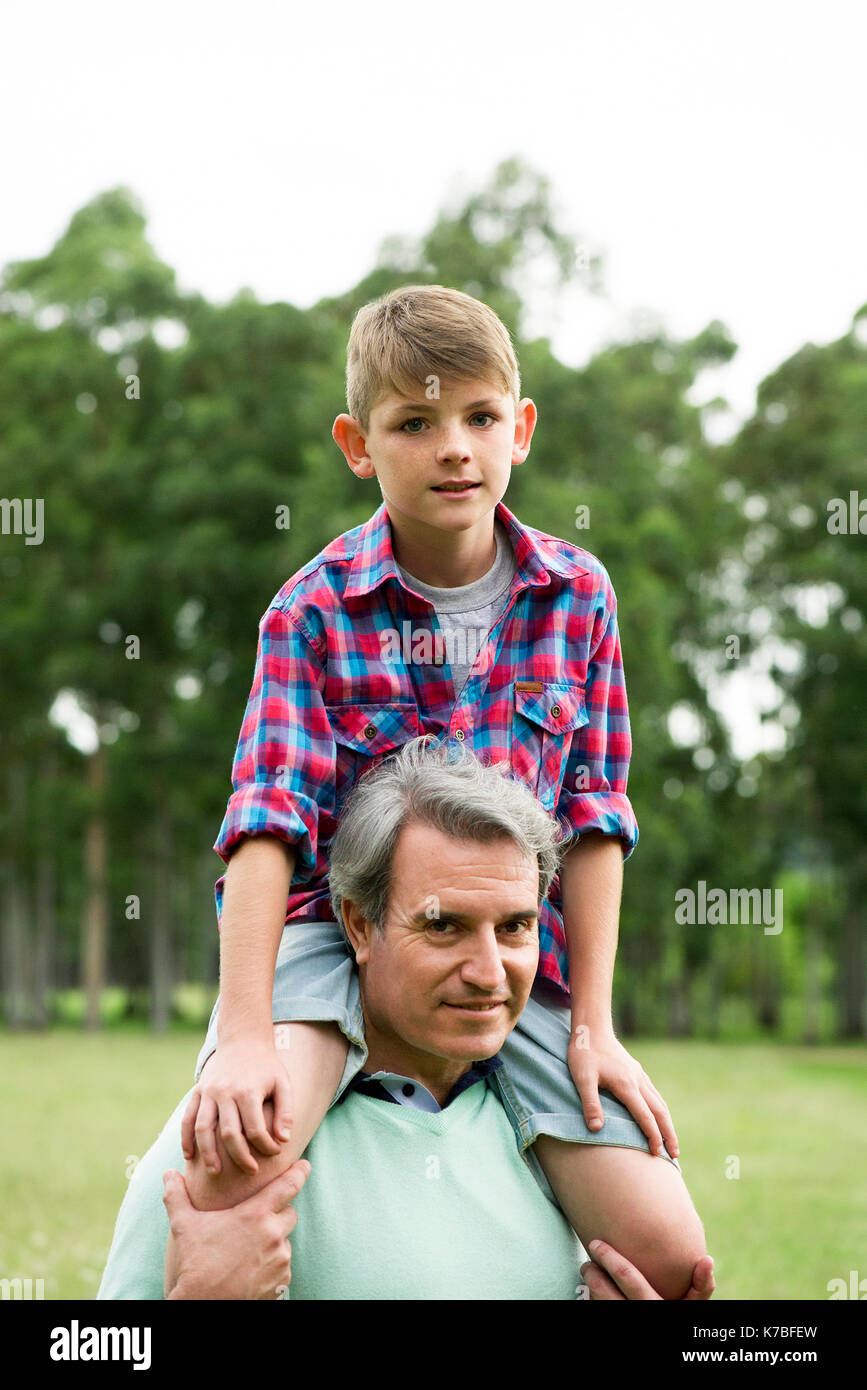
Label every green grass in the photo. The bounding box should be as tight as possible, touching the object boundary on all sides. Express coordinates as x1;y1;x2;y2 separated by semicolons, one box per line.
0;1029;196;1300
634;1040;867;1300
1;1031;864;1300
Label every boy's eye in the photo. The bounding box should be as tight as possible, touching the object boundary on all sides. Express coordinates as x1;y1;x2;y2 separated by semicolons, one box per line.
398;412;498;434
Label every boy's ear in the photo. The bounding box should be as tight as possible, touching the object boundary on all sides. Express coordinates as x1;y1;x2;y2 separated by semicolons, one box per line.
332;414;376;480
511;397;537;466
342;900;374;963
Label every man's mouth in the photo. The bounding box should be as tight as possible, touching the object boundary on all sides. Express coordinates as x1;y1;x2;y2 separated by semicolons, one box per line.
443;1001;506;1012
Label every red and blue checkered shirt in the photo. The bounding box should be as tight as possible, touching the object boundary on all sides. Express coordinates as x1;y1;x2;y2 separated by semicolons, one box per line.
213;500;638;997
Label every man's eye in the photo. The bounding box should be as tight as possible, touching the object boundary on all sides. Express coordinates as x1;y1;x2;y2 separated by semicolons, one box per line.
501;921;532;934
427;920;457;934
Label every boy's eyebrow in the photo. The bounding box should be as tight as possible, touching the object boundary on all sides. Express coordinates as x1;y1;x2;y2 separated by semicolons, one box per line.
384;397;503;419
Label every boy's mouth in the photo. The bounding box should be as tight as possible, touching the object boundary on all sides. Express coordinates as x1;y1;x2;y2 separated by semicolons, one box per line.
431;481;481;492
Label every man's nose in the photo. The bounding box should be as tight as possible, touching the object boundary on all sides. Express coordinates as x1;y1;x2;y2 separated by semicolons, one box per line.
460;930;508;991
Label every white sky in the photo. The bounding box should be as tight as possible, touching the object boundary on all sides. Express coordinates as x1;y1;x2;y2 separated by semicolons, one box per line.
7;0;865;760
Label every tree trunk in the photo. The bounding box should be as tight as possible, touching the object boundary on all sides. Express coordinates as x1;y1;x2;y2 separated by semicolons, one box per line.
836;865;866;1039
82;744;109;1030
750;925;781;1033
616;989;637;1036
200;849;220;988
755;967;781;1032
149;810;174;1033
668;979;692;1036
665;917;692;1037
33;748;59;1028
1;861;30;1027
802;879;824;1045
33;849;55;1028
706;928;723;1040
2;763;31;1026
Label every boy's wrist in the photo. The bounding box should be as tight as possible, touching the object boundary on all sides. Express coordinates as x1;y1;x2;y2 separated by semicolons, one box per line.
216;1012;276;1047
569;1000;614;1034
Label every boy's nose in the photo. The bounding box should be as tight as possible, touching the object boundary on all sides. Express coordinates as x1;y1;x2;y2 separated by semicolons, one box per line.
436;428;472;461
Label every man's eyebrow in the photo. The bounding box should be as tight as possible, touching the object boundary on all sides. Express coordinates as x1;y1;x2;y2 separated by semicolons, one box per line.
385;398;503;419
411;908;539;925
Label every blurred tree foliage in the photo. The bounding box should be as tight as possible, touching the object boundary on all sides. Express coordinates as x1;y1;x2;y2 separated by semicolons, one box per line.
0;163;863;1038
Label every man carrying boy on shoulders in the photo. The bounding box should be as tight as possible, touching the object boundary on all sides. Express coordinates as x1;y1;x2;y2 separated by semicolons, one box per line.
181;284;706;1300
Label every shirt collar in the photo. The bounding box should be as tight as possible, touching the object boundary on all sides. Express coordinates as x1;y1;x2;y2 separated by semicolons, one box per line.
340;1054;503;1111
343;500;589;602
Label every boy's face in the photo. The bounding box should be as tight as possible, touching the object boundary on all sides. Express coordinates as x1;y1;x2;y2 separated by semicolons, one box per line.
332;377;536;538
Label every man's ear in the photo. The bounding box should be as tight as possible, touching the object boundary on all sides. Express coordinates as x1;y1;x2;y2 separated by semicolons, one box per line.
342;900;374;964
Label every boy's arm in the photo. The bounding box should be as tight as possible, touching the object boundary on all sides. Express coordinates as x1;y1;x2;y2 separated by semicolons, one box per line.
181;834;297;1176
561;831;620;1037
216;833;294;1044
186;599;341;1176
555;566;676;1157
560;833;678;1159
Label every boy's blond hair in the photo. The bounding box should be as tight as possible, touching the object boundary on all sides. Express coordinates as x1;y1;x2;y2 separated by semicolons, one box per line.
345;284;521;433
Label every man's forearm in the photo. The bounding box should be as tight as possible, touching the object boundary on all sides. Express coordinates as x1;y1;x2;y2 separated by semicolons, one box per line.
559;832;624;1029
217;834;296;1042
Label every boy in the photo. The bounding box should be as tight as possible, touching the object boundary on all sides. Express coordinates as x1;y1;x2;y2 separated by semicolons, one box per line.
181;285;706;1298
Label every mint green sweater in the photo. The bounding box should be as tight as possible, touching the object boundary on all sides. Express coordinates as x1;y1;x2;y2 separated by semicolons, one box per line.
99;1082;584;1301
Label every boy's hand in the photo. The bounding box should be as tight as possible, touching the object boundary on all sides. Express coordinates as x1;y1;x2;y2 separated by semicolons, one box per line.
568;1023;679;1159
581;1240;714;1300
181;1039;294;1177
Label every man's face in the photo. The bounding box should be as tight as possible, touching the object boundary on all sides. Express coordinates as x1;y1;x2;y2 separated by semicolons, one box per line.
347;821;541;1076
332;377;536;538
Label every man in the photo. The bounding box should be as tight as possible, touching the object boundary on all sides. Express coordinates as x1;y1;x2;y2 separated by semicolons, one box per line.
99;740;712;1300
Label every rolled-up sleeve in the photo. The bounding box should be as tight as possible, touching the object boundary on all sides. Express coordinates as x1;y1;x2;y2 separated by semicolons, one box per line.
213;601;336;884
556;571;639;859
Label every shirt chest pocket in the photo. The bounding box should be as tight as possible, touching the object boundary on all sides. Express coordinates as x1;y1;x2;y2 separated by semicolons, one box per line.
325;703;423;816
510;681;588;811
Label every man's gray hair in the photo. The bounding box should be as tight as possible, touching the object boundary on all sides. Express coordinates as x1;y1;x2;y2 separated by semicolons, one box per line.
328;735;565;937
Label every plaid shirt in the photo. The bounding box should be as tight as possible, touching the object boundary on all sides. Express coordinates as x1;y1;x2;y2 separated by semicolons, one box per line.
213;500;638;997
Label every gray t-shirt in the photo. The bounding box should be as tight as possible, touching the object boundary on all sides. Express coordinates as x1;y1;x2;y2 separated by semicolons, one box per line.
395;520;517;698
